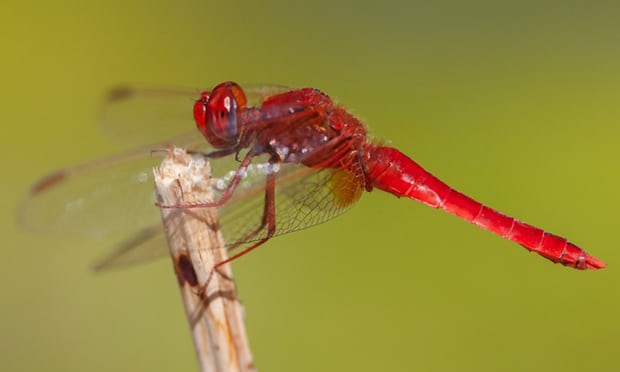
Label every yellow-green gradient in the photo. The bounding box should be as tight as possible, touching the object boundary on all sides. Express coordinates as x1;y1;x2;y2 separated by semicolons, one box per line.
2;1;618;371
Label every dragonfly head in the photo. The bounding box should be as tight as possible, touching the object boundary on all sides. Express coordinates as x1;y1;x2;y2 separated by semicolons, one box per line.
194;81;248;148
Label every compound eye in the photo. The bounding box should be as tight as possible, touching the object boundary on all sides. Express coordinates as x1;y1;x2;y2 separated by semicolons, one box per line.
193;82;247;148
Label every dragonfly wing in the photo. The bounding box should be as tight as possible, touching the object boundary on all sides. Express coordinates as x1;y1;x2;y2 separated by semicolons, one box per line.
19;131;205;238
101;86;199;145
22;145;168;238
101;84;293;145
92;225;168;271
93;163;365;271
216;161;365;250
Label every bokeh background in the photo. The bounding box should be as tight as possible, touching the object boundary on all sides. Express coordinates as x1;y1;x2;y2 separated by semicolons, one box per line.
2;1;619;371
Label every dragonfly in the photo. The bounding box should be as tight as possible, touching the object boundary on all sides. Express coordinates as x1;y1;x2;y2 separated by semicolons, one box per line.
21;81;605;280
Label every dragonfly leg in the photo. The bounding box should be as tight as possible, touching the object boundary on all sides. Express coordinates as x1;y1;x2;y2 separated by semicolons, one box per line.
198;167;277;300
157;149;256;209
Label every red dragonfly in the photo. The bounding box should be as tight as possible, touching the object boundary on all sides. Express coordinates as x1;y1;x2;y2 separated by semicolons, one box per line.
21;81;605;274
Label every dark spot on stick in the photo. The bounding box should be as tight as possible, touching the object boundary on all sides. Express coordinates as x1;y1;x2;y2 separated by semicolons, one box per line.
175;254;198;287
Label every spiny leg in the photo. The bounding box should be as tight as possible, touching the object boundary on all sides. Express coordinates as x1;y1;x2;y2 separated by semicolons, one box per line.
198;165;278;300
157;148;256;209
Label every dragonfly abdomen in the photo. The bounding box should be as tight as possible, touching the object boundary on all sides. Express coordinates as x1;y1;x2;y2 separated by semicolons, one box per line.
364;145;605;270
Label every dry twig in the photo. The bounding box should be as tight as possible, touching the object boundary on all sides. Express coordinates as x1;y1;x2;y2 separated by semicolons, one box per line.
155;148;255;372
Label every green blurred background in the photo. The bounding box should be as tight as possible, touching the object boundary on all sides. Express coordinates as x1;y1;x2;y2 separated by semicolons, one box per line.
2;1;619;371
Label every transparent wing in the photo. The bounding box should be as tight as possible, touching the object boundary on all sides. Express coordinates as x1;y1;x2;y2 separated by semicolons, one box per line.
101;84;292;145
19;134;239;270
91;225;167;271
218;163;364;251
22;147;364;270
19;133;201;238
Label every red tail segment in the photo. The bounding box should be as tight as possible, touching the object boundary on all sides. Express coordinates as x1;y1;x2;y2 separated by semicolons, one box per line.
364;145;605;270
